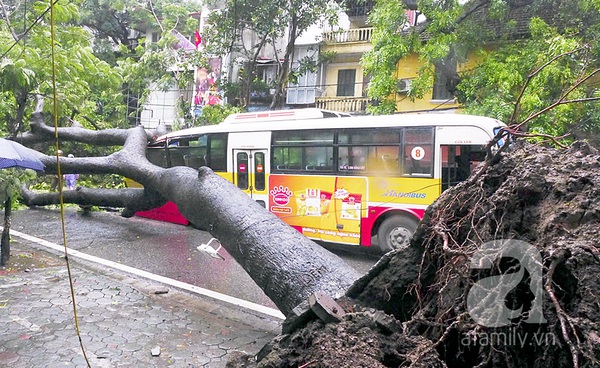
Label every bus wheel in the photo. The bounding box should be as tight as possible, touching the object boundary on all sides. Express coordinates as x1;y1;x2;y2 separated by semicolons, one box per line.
377;215;419;253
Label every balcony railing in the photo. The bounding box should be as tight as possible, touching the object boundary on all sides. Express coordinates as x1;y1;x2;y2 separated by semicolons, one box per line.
322;27;373;44
315;97;369;114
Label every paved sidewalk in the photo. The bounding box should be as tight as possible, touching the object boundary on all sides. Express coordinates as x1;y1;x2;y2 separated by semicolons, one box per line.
0;239;281;367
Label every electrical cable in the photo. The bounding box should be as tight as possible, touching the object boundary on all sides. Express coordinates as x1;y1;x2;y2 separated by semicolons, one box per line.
0;0;60;61
48;0;91;366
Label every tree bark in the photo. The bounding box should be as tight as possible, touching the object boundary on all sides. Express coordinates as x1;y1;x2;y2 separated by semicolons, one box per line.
172;167;361;314
17;105;361;315
1;198;11;266
270;14;297;110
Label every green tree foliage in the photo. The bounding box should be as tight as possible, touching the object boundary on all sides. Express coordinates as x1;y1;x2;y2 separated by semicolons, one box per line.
364;0;600;140
0;168;36;207
361;0;413;114
192;104;242;127
0;0;124;137
0;0;207;139
79;0;201;59
205;0;339;109
1;0;216;191
79;0;203;128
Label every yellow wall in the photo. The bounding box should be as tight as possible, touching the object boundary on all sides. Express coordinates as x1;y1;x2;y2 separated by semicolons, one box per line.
323;42;372;57
393;51;486;112
319;32;486;113
394;53;458;112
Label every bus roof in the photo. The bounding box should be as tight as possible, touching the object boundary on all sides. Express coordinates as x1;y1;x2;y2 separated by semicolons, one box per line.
156;111;505;141
222;108;351;123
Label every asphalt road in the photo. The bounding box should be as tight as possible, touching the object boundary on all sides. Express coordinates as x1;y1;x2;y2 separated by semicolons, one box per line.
10;207;380;312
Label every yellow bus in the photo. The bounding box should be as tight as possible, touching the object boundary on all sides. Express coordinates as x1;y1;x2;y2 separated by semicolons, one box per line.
136;108;506;252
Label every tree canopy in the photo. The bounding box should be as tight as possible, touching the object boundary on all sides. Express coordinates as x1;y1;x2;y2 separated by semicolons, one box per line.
79;0;203;130
4;0;600;142
0;0;123;137
364;0;600;141
204;0;339;109
0;0;206;140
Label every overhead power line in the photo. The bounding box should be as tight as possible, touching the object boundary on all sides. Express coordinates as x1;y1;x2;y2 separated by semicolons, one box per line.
0;0;60;61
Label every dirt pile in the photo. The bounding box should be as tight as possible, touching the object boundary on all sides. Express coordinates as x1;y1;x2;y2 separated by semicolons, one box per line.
228;141;600;368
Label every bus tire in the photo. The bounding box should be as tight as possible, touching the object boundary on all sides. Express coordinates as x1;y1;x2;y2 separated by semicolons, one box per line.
377;215;419;253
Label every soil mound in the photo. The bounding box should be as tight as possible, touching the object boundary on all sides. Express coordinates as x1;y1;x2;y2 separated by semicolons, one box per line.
229;141;600;368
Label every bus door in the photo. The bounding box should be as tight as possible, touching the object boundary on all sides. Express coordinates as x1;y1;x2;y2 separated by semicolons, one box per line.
440;145;486;192
437;125;491;192
233;149;268;207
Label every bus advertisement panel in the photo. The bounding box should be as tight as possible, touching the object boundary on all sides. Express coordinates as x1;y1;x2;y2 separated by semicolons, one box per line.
269;174;366;245
268;174;440;247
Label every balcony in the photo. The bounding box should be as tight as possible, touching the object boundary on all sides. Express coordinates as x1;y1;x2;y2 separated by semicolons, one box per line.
322;27;373;44
315;97;370;114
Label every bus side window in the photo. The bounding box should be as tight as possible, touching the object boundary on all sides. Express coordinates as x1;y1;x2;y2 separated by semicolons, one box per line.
186;138;208;169
338;146;369;173
376;147;399;174
208;134;227;172
272;147;302;172
170;152;186;167
168;139;190;167
304;146;333;172
272;147;286;171
184;155;206;168
271;130;334;173
338;146;350;172
337;128;401;175
404;149;432;175
147;145;168;168
403;128;433;176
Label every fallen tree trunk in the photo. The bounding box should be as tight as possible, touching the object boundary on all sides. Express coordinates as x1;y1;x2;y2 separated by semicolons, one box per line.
18;104;361;316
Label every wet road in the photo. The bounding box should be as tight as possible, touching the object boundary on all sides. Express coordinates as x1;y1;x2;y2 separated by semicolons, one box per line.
11;208;380;312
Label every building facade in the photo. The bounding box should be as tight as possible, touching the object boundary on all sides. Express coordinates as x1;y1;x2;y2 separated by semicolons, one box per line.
137;1;463;130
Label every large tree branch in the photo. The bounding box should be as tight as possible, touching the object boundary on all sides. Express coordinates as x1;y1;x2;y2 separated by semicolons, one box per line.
514;66;600;130
174;166;361;314
22;187;167;217
509;47;587;125
17;103;361;316
16;96;166;146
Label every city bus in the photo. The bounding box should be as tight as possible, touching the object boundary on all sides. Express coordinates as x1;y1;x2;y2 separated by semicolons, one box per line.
133;109;506;253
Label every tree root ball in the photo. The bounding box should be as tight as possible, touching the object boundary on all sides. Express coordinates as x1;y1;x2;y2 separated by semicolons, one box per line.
229;141;600;368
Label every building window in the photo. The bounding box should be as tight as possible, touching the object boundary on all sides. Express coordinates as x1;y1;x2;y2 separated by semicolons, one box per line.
287;65;317;104
432;63;456;101
336;69;356;97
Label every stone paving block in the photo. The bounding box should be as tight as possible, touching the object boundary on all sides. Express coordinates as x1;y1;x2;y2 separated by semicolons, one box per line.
202;335;226;346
